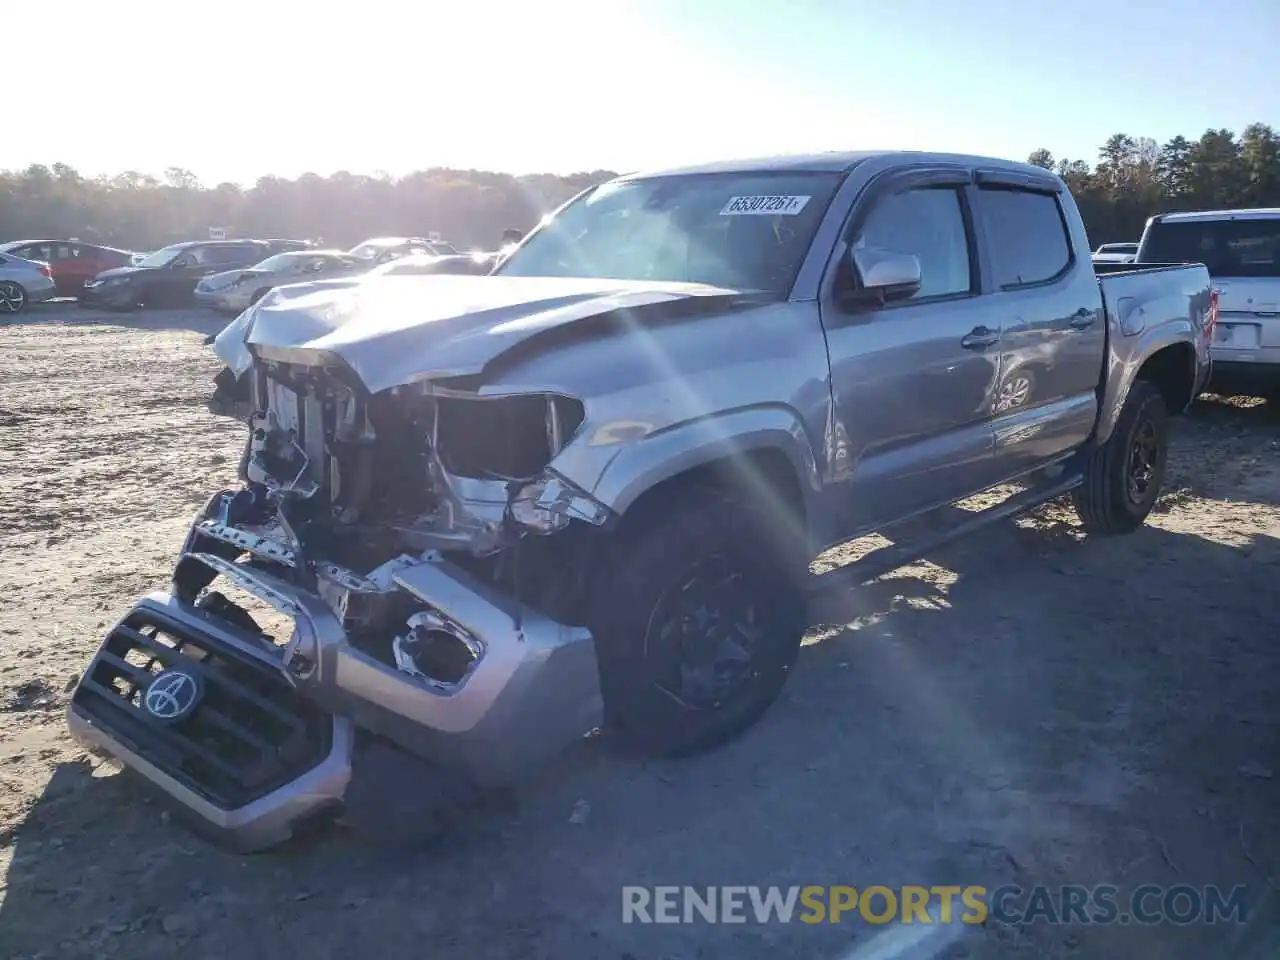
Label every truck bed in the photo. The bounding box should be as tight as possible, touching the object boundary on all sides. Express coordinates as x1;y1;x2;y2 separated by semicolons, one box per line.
1093;260;1213;434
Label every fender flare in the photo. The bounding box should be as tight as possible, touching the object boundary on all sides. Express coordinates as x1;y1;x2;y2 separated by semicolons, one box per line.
584;405;824;520
1096;325;1200;445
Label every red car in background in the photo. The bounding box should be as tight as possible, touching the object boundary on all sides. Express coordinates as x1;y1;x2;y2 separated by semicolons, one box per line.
0;239;137;297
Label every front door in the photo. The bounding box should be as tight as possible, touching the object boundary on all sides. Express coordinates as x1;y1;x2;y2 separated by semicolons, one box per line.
820;175;1002;532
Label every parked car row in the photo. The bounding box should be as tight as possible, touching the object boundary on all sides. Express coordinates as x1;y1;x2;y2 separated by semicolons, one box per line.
0;232;496;315
78;238;313;310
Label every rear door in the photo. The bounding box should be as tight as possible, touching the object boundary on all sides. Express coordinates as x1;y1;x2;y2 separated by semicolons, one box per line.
971;177;1106;476
55;242;99;293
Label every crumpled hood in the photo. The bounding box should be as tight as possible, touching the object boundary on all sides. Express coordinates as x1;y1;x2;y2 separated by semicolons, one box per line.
93;265;153;282
199;267;262;291
214;274;749;393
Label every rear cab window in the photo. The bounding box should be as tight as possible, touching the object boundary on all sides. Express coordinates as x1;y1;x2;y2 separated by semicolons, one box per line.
976;187;1073;288
1139;216;1280;278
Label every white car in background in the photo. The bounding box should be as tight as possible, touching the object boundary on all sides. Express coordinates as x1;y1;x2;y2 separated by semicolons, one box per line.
0;252;58;314
1092;241;1139;264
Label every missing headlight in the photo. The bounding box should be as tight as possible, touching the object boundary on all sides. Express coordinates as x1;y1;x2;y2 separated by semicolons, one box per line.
433;393;583;481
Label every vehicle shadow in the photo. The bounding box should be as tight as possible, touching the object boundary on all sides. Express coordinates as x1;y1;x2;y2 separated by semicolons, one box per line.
3;514;1277;959
9;301;230;338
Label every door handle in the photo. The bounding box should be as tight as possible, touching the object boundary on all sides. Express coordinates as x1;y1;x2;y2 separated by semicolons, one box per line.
1069;308;1096;329
961;326;1000;349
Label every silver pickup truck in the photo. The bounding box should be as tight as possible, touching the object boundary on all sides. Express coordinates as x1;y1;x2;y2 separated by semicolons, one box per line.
67;150;1215;851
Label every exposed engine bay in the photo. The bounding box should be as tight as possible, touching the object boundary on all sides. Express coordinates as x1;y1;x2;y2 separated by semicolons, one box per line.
189;358;613;690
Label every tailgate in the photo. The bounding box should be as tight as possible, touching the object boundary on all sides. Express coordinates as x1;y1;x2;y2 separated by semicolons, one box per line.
1212;278;1280;349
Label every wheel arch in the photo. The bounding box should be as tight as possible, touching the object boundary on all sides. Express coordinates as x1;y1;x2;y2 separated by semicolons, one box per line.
1135;342;1198;413
1096;337;1199;444
589;407;821;551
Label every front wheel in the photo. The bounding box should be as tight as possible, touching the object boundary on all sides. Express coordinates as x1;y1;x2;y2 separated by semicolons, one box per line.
590;486;807;758
1071;380;1169;534
0;281;28;315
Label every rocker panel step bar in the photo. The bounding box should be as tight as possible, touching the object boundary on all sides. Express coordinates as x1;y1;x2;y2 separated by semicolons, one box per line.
809;473;1084;596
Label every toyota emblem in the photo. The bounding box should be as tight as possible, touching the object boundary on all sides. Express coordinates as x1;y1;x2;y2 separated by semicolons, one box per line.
143;669;203;722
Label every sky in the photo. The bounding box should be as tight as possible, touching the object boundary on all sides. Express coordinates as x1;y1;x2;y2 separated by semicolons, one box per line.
7;0;1279;185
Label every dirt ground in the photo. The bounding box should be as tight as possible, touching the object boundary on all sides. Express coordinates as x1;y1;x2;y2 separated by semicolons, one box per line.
0;303;1277;960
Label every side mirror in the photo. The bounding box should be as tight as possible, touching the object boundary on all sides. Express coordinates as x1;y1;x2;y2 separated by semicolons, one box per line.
839;246;922;309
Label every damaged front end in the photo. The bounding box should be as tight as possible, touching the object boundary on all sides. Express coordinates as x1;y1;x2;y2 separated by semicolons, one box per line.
68;355;613;851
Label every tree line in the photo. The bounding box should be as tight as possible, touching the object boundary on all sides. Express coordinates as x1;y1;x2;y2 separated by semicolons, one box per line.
1028;123;1280;244
0;165;618;253
2;123;1277;252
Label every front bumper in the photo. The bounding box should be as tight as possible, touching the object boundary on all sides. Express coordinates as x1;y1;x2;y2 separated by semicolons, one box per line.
194;289;241;313
67;505;602;850
79;281;136;308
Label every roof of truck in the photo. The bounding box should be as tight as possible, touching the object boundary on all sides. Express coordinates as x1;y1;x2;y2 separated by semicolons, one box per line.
1156;208;1280;222
623;149;1054;180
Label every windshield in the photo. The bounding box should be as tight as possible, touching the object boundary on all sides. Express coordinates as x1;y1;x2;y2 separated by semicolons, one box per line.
1139;218;1280;278
136;244;186;268
496;172;840;294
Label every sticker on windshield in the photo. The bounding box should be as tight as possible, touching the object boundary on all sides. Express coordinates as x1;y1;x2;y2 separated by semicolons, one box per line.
719;195;812;216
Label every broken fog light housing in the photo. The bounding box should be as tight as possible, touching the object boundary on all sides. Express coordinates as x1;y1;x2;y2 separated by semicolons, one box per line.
393;610;483;690
509;473;611;534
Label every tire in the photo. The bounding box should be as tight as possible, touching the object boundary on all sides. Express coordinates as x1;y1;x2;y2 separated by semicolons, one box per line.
589;485;807;758
0;281;28;315
1071;380;1168;534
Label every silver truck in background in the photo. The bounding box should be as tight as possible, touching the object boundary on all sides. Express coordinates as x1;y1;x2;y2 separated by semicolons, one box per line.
67;150;1214;851
1136;208;1279;397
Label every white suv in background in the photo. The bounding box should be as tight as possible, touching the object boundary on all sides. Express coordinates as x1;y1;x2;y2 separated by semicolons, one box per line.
1092;241;1138;263
1137;209;1280;397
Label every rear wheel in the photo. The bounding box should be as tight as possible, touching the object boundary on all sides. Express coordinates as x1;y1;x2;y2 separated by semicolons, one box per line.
590;486;807;758
0;281;28;315
1071;380;1168;534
